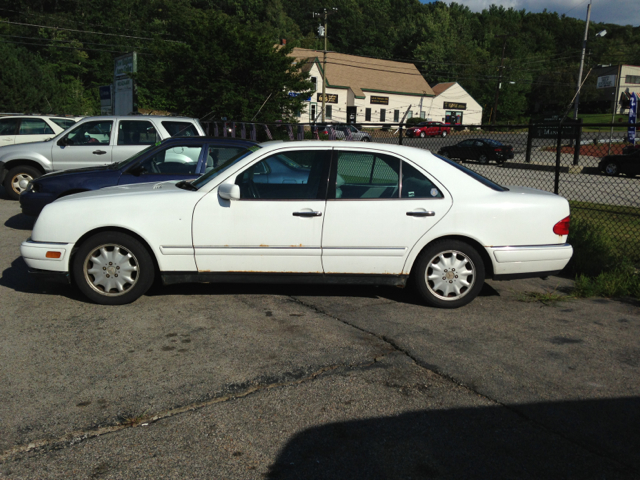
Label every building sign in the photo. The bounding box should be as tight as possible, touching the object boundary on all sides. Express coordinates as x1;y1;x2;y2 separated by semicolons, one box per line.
113;52;137;115
443;102;466;110
597;75;617;89
317;93;338;104
99;85;112;115
532;119;581;140
370;96;389;105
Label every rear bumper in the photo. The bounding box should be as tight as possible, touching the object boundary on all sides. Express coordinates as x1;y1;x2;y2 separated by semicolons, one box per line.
487;243;573;276
21;238;73;273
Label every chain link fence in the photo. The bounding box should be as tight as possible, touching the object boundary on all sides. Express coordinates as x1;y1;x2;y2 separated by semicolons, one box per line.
204;120;640;265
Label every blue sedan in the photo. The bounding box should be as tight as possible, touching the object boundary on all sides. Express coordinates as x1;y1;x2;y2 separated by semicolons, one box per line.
20;137;258;216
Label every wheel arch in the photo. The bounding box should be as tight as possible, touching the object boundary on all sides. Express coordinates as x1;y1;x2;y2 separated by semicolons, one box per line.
3;159;46;176
406;234;494;279
69;226;160;282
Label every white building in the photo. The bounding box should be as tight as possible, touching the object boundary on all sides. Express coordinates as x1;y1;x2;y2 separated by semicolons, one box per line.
289;48;482;126
595;65;640;114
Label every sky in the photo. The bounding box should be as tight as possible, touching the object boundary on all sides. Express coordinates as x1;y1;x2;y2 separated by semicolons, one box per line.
426;1;640;27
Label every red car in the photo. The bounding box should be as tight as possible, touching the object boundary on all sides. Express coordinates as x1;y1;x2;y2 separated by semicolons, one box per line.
405;121;451;138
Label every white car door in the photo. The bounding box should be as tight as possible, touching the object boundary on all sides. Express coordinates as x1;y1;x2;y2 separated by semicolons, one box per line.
51;120;114;170
0;117;18;146
322;149;453;275
192;148;331;273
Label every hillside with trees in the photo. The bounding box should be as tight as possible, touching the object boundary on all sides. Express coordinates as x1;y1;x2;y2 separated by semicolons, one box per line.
1;0;639;123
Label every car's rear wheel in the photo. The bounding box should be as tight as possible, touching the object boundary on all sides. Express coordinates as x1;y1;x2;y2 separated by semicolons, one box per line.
361;137;370;142
72;232;155;305
414;240;485;309
478;154;488;164
3;165;41;200
441;131;447;137
604;162;619;176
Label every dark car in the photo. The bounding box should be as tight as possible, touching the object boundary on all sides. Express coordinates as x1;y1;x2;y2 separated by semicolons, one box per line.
438;138;514;164
599;147;640;176
20;137;258;216
622;144;640;155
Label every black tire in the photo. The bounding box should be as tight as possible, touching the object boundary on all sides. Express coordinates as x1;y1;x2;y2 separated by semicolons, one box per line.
3;165;42;200
361;137;370;142
72;232;155;305
441;130;447;137
420;131;426;138
604;162;619;176
478;155;488;164
413;240;485;309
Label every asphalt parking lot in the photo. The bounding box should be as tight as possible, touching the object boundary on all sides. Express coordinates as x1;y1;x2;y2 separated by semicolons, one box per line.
1;193;640;479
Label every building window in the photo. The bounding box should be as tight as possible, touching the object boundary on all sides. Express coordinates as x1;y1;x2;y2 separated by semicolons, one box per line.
365;108;371;121
326;105;332;119
393;110;399;122
407;111;413;119
626;75;640;84
380;109;386;122
420;111;426;119
310;77;317;91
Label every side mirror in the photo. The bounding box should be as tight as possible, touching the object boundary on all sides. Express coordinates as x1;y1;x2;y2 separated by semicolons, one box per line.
218;183;240;200
57;137;68;147
128;164;146;176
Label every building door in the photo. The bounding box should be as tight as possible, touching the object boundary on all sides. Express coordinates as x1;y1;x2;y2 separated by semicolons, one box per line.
310;103;317;123
445;111;463;125
347;106;357;124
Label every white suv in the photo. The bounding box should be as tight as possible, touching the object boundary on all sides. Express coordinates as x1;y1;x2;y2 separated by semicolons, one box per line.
0;115;204;199
0;116;80;147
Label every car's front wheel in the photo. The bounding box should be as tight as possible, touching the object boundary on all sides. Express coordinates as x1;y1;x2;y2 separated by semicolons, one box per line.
3;165;42;200
604;162;619;176
420;131;426;138
478;154;488;164
441;131;447;137
361;137;370;142
414;240;485;309
72;232;155;305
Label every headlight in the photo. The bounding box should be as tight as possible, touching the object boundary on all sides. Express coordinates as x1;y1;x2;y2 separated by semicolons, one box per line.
25;181;40;193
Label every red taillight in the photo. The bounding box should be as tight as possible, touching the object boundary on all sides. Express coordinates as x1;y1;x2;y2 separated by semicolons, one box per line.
553;216;570;235
494;148;502;152
322;130;328;135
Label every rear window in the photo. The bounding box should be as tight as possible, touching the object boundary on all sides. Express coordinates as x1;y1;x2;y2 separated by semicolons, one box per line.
50;118;76;130
162;121;199;137
434;154;508;192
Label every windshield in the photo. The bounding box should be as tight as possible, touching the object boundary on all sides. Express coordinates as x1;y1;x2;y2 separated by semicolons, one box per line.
109;145;156;169
191;145;261;189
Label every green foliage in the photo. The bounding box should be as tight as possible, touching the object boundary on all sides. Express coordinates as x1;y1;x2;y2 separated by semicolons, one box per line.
2;1;640;120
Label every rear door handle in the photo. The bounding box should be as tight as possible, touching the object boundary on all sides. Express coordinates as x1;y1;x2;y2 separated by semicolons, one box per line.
406;211;435;217
293;211;322;217
93;150;107;155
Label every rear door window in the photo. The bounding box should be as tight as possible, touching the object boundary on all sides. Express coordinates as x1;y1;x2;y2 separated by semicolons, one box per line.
333;151;399;199
0;118;18;135
18;118;54;135
117;120;158;145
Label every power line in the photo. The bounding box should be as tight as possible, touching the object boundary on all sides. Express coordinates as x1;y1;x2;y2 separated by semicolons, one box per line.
0;33;149;51
0;39;149;55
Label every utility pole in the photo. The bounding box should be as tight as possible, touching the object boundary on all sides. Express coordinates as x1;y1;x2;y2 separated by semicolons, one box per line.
313;7;337;124
574;0;592;120
491;35;509;125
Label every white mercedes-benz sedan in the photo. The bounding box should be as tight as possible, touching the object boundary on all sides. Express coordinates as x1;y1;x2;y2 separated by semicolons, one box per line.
21;141;573;308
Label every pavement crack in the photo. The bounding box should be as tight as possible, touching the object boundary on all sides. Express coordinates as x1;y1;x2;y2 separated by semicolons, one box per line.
288;295;639;475
0;358;382;465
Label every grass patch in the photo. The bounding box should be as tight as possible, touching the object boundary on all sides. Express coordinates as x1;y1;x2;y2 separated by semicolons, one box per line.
519;289;571;305
566;206;640;299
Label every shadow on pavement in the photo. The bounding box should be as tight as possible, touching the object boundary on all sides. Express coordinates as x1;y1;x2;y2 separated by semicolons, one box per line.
0;257;85;301
266;397;639;479
150;280;500;306
4;212;36;231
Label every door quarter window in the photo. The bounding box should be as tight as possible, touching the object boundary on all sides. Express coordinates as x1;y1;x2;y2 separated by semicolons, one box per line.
235;150;330;200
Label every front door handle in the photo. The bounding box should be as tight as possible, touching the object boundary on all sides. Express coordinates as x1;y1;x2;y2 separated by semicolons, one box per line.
293;211;322;217
406;211;435;217
93;150;107;155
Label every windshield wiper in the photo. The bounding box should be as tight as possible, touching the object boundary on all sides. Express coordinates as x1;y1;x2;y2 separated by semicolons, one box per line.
175;180;198;191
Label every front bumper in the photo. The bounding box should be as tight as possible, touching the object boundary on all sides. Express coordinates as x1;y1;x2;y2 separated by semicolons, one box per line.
19;190;55;216
21;238;73;273
487;243;573;276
